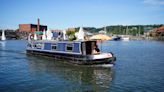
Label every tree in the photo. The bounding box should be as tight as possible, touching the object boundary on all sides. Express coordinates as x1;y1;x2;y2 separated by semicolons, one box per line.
66;28;76;41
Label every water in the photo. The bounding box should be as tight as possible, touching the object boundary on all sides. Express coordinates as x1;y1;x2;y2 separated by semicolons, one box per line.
0;40;164;92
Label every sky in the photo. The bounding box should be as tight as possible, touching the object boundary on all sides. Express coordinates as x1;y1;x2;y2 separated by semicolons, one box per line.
0;0;164;29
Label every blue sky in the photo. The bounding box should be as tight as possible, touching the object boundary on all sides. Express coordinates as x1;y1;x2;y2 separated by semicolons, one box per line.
0;0;164;29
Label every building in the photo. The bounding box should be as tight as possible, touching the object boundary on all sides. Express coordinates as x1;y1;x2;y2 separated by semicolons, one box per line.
146;25;164;37
99;30;107;34
19;24;47;32
155;25;164;33
19;19;47;32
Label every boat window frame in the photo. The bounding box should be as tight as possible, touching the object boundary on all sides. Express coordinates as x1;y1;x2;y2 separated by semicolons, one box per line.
66;43;73;52
51;43;58;50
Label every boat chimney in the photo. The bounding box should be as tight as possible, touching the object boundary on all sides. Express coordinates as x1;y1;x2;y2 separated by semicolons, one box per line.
37;18;40;31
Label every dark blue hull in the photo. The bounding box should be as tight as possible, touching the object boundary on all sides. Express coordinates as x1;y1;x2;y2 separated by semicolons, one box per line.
26;49;116;65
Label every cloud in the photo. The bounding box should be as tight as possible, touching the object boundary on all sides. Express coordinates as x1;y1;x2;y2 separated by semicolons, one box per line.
143;0;164;5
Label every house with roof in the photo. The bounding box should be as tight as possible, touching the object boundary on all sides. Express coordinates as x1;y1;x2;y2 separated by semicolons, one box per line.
151;25;164;36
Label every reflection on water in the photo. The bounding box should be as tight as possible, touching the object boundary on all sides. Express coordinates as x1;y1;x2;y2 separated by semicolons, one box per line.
0;41;6;57
27;56;114;91
0;41;6;49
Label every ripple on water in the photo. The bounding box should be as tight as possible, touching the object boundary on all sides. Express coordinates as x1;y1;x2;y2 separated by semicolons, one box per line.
0;40;164;92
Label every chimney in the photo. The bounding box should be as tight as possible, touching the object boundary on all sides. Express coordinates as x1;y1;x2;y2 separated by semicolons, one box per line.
37;18;40;31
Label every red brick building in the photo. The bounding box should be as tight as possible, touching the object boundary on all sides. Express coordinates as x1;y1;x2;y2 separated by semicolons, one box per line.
19;19;47;32
19;24;47;32
155;25;164;33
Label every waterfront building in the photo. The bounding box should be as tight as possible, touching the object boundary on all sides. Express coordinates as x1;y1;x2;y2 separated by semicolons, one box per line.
155;26;164;33
19;19;47;32
146;25;164;37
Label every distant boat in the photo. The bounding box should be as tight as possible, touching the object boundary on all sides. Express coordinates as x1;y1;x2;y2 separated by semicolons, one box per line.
112;36;121;41
121;35;130;41
1;30;6;41
121;26;130;41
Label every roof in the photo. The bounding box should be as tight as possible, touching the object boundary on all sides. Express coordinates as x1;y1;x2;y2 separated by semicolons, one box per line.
90;34;112;40
32;40;96;43
34;31;43;35
155;26;164;33
51;29;63;32
19;24;47;27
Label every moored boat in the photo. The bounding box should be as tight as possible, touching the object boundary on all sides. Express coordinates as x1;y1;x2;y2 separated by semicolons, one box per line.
121;35;130;41
112;35;121;41
1;30;6;41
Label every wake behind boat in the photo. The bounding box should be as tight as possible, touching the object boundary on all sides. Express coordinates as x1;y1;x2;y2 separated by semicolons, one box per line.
26;27;116;65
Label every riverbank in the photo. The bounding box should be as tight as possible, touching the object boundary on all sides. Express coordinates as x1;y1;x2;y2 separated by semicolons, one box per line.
1;29;164;41
145;36;164;41
129;36;164;41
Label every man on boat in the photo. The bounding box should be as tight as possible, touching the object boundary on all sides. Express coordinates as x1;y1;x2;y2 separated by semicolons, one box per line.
93;45;100;54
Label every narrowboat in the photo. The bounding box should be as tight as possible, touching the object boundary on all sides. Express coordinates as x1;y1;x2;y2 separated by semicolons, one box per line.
26;28;116;65
26;40;116;65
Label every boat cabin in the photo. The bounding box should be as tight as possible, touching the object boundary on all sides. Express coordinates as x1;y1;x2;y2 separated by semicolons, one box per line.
27;40;100;55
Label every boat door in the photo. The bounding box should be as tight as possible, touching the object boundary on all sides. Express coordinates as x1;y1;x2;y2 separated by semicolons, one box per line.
81;41;96;55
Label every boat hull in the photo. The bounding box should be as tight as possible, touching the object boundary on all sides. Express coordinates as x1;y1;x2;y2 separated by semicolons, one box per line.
26;49;116;65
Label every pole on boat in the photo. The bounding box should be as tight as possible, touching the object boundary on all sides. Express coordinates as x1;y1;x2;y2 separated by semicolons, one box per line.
100;40;102;52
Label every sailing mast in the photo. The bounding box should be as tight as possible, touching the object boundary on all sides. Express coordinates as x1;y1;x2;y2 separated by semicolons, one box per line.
126;25;128;35
139;26;141;37
1;30;6;41
104;26;107;35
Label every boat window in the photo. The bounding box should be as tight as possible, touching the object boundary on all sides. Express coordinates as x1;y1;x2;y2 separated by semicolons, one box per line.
51;44;57;50
66;44;73;52
27;43;32;47
33;44;36;48
35;43;42;49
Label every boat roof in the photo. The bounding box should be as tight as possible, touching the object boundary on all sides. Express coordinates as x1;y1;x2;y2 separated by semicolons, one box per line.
32;40;96;43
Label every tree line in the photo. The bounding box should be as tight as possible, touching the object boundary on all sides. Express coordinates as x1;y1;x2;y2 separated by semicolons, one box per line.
0;24;163;40
81;24;163;36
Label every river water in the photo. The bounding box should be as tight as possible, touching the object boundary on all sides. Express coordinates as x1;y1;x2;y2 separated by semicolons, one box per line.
0;40;164;92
